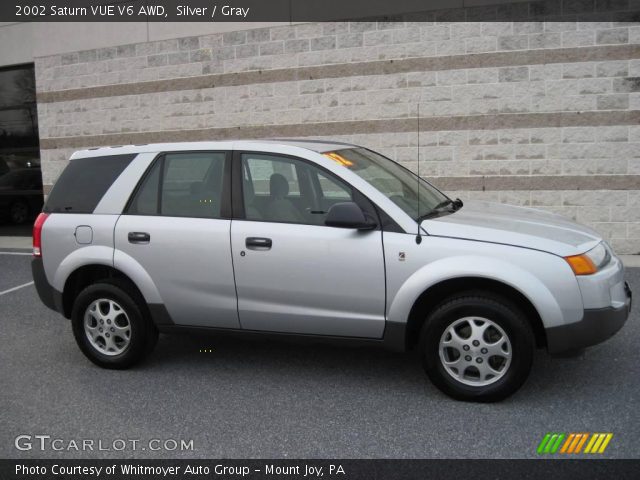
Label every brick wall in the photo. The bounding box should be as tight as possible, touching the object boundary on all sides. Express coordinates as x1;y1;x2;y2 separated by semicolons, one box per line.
34;4;640;253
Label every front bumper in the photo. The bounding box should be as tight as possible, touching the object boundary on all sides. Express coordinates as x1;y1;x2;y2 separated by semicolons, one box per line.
546;281;632;353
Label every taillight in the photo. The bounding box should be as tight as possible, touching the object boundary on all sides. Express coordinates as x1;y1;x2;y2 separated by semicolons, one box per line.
33;213;49;257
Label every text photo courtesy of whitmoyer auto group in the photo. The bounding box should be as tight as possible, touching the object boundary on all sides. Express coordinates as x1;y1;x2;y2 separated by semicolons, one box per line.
1;0;639;478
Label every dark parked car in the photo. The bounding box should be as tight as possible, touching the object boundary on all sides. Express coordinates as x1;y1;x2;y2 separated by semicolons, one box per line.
0;168;44;224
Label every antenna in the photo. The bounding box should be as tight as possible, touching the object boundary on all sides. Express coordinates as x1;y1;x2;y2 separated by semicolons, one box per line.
416;103;422;245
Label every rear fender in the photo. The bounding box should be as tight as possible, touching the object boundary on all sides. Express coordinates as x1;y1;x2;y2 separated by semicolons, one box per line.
112;249;163;304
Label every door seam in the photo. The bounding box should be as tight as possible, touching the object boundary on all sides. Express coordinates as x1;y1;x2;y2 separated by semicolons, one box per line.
229;219;243;330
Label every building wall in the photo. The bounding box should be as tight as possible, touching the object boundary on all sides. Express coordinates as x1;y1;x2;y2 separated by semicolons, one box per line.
33;15;640;253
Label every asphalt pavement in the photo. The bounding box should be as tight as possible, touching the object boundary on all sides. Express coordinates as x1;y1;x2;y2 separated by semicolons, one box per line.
1;252;638;459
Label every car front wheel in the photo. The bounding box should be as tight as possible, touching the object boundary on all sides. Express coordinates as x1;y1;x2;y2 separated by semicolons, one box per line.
71;281;158;369
420;291;534;402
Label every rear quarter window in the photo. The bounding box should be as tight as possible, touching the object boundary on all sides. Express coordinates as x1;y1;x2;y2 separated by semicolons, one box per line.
44;154;136;214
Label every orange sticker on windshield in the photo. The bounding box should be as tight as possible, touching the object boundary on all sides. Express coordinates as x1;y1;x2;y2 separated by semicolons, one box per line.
323;152;354;167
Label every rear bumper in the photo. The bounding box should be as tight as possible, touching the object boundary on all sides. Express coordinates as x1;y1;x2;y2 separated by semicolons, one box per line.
546;281;632;354
31;257;63;313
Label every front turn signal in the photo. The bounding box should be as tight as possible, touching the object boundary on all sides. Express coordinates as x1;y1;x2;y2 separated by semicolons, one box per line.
564;254;597;275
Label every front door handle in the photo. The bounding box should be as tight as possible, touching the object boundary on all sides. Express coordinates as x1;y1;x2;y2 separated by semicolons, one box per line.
245;237;272;250
128;232;150;244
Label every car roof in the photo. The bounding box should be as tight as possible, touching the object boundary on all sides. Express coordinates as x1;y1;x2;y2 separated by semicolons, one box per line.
70;139;360;160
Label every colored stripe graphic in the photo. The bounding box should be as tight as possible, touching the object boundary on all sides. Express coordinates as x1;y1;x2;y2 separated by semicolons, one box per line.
560;433;575;454
541;433;613;454
585;433;614;454
598;434;613;453
537;433;565;454
584;434;599;453
569;434;580;453
574;433;589;453
544;434;558;454
568;434;581;453
550;434;565;453
537;434;551;454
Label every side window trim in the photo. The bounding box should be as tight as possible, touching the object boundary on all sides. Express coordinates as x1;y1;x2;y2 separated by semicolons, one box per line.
308;167;323;200
123;150;232;219
231;150;245;219
296;162;319;204
123;153;162;215
156;154;165;216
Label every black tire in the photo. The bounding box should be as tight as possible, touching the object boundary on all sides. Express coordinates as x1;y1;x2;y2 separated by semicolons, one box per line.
71;280;158;369
420;291;534;402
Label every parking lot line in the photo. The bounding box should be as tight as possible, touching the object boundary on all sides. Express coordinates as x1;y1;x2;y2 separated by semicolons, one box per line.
0;251;31;256
0;281;34;296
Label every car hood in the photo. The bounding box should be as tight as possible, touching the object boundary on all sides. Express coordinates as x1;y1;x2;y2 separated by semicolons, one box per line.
422;200;602;257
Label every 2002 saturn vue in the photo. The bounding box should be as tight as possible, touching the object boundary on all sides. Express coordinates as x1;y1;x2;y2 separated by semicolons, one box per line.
32;140;632;401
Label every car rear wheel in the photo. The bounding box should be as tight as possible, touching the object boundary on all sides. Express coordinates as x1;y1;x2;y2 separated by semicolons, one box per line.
420;291;534;402
9;201;29;224
71;281;158;369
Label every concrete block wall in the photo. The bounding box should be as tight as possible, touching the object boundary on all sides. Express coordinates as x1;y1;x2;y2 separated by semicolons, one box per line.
34;3;640;253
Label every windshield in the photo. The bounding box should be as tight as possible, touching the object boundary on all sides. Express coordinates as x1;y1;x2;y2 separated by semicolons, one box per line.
323;148;450;221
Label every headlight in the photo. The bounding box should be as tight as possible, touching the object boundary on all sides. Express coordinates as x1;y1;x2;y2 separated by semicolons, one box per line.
564;242;611;275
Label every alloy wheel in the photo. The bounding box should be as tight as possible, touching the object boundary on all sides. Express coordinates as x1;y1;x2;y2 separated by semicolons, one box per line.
84;299;131;356
438;316;512;387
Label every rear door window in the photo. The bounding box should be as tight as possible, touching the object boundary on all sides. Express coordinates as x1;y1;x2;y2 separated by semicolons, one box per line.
127;152;227;219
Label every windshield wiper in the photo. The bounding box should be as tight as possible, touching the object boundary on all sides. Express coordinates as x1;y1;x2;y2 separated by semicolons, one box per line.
417;198;463;222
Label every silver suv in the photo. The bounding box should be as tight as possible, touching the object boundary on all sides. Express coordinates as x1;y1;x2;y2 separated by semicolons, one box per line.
32;140;632;402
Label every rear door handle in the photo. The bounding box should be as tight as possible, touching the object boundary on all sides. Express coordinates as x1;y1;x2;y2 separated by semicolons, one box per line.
245;237;272;250
128;232;150;244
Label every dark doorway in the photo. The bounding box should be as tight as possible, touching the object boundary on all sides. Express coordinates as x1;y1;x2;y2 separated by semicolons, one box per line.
0;64;42;238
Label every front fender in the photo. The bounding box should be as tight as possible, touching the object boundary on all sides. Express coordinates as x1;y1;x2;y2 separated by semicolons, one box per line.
387;255;571;330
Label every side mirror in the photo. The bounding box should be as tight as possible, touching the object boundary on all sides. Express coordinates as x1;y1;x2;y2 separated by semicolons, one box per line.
325;202;377;230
